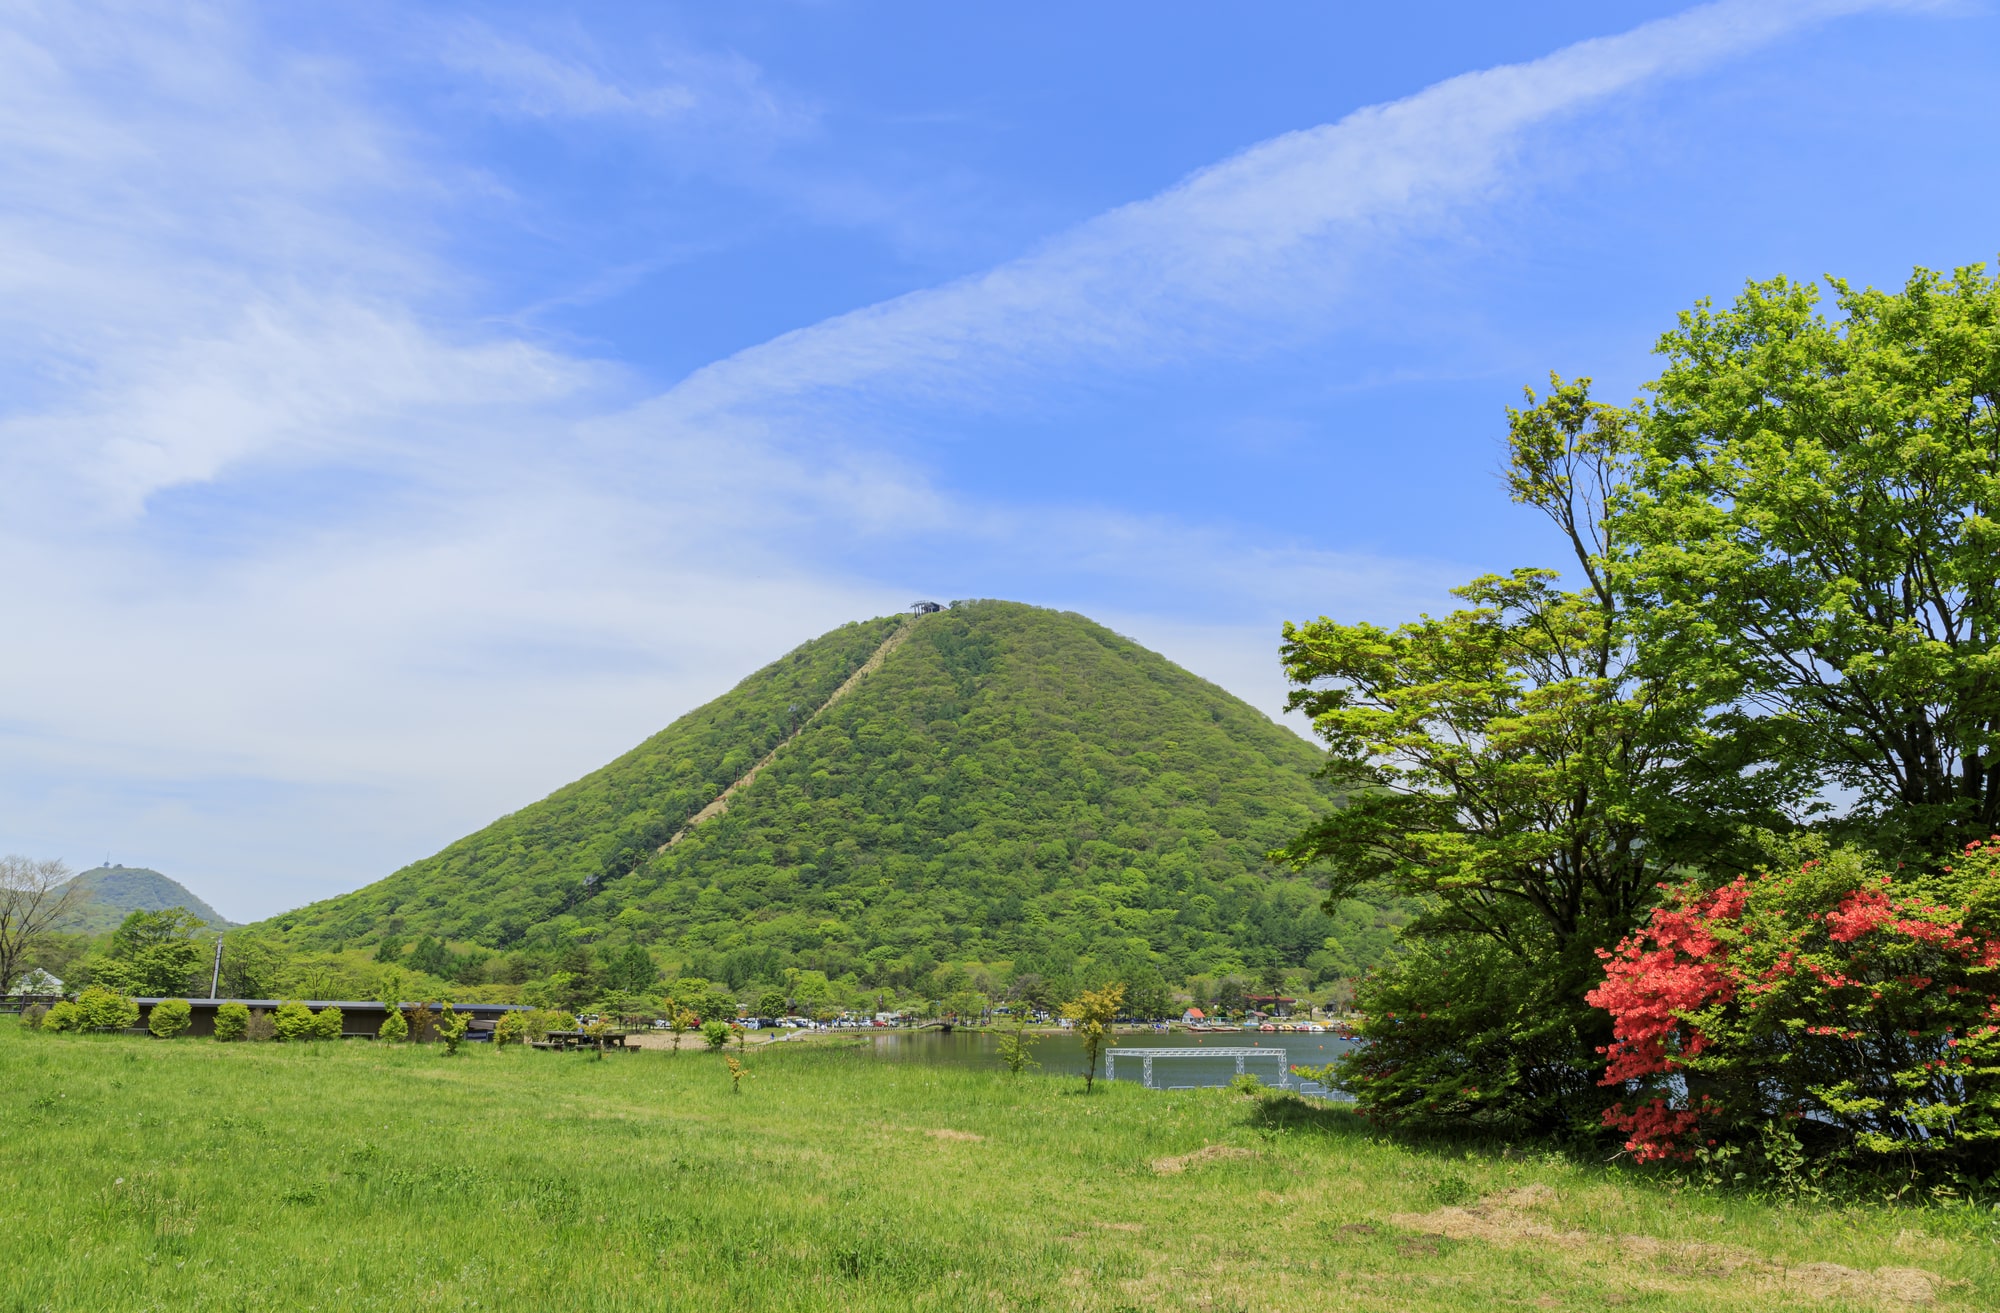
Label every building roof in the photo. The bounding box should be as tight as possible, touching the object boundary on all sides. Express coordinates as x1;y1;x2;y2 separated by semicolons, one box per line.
132;998;528;1012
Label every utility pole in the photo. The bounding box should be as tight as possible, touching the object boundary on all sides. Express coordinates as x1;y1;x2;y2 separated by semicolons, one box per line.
209;938;223;999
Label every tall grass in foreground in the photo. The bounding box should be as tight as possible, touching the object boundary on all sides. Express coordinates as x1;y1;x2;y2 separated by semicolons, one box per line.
1;1028;1995;1311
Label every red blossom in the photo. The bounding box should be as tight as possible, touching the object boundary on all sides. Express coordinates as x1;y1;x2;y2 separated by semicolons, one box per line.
1827;889;1894;942
1602;1097;1720;1164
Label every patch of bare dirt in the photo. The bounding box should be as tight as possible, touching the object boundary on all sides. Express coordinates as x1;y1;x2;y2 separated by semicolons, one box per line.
1393;1185;1945;1307
1762;1263;1938;1307
1612;1232;1760;1277
925;1128;984;1142
1391;1183;1590;1251
1151;1144;1258;1175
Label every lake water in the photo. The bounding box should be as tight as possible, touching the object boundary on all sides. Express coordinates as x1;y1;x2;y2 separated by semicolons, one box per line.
853;1028;1354;1097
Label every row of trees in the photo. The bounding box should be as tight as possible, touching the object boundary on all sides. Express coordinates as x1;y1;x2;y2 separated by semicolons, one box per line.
1284;265;2000;1176
9;886;1329;1031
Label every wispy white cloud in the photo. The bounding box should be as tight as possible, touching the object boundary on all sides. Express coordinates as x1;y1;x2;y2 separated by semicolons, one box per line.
439;20;813;140
647;0;1924;428
0;0;1935;916
0;2;887;911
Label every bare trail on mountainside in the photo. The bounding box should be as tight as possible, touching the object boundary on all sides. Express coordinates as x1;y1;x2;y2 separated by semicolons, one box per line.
660;617;919;851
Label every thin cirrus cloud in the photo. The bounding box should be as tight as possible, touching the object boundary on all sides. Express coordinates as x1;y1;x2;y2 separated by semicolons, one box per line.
0;1;574;528
438;20;813;140
638;0;1925;443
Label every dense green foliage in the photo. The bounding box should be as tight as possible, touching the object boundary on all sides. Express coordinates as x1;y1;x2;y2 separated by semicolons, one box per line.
574;603;1347;984
1593;840;2000;1175
1328;935;1599;1139
1621;266;2000;861
266;603;1383;1000
270;1001;314;1042
1285;384;1772;1135
213;1002;249;1042
147;998;192;1039
7;1026;1998;1310
73;986;138;1032
39;1000;80;1032
78;909;208;996
492;1009;527;1046
1288;263;2000;1148
53;865;233;935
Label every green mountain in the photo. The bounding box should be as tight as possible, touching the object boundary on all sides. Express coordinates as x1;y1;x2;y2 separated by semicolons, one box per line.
271;602;1386;985
59;866;234;934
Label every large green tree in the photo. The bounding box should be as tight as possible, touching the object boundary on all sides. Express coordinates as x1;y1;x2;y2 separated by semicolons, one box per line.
1282;381;1787;960
1277;380;1791;1132
1293;260;2000;1137
92;908;208;996
1621;264;2000;861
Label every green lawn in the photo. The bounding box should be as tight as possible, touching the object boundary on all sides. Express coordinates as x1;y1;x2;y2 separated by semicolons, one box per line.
1;1026;1993;1311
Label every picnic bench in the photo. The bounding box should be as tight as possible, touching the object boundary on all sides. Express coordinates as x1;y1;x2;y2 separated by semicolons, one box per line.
532;1029;638;1052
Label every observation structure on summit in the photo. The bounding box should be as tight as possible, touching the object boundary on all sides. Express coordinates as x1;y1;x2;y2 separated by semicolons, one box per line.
910;600;944;614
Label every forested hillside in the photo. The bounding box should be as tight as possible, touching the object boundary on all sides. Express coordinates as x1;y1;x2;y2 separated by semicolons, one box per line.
57;866;233;934
269;603;1388;991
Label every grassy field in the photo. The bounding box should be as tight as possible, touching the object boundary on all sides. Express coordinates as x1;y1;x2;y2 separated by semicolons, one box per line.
1;1027;1995;1311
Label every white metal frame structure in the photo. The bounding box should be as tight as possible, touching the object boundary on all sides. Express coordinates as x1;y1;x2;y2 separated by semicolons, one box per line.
1104;1047;1293;1090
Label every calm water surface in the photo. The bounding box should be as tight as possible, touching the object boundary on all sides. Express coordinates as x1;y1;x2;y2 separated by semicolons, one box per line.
855;1029;1354;1095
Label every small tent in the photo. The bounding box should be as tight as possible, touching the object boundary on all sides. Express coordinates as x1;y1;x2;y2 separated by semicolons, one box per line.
12;968;63;995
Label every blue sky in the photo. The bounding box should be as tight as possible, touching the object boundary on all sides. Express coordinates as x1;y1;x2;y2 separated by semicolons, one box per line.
2;0;1996;920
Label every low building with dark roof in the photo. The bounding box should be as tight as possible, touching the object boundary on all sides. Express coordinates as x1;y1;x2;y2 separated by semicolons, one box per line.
132;997;528;1040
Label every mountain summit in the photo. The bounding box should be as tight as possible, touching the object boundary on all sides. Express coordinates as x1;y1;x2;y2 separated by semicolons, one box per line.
272;602;1362;981
59;865;234;934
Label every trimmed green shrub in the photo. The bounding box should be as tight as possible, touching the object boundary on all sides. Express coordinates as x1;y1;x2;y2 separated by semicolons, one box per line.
1330;933;1599;1138
309;1006;344;1041
41;1000;81;1032
148;998;193;1039
437;1003;469;1055
76;987;140;1032
491;1010;528;1047
378;1008;408;1041
19;1003;47;1031
213;1002;250;1042
271;1001;315;1042
701;1019;731;1051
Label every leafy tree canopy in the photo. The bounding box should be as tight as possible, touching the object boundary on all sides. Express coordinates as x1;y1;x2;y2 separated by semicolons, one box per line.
1620;264;2000;861
85;908;208;997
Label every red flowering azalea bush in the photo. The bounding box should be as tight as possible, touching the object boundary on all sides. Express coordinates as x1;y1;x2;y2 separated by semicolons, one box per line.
1588;843;2000;1174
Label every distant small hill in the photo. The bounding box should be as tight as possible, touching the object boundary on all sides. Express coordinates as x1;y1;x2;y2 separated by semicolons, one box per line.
57;866;234;935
